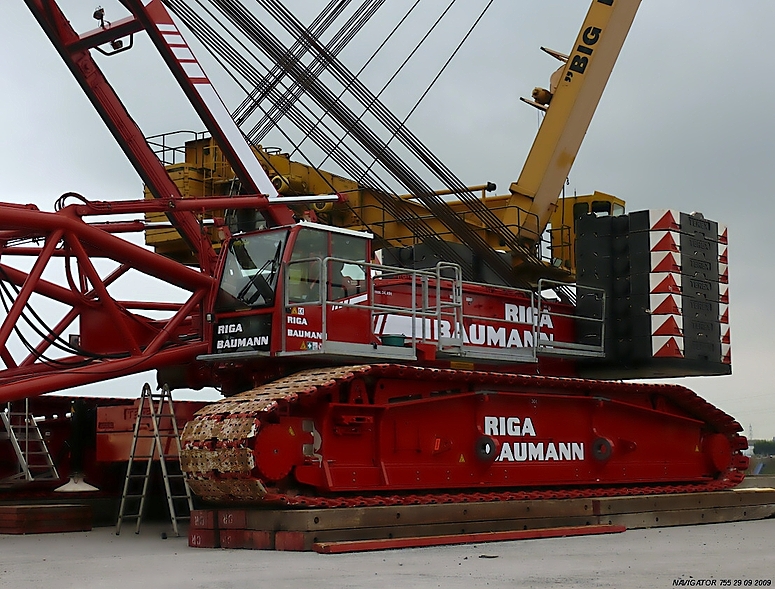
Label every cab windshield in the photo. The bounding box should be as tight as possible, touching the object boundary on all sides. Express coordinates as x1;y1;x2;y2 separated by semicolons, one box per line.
216;230;288;311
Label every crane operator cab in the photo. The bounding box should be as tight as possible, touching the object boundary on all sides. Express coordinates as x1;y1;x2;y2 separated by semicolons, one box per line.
208;222;372;359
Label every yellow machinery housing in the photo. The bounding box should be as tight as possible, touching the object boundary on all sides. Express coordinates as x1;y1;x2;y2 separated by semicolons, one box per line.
145;0;638;284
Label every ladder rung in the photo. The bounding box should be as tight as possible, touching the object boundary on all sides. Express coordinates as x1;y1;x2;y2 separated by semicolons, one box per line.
116;386;189;535
1;412;58;483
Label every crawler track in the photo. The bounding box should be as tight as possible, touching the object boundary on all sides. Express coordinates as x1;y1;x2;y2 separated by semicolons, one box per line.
180;365;748;507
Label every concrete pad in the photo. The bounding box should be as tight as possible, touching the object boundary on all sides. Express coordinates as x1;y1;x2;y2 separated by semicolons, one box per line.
0;519;773;589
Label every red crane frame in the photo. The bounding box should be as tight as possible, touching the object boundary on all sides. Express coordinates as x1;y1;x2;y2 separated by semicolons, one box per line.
1;0;300;402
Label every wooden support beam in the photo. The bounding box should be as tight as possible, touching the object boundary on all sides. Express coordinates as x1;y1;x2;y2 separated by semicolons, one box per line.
313;524;626;554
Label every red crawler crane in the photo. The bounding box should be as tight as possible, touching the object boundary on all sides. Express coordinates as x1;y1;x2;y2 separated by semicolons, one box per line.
0;0;745;505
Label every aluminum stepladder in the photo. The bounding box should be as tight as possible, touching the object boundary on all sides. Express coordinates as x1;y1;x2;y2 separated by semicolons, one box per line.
0;400;59;483
115;383;193;536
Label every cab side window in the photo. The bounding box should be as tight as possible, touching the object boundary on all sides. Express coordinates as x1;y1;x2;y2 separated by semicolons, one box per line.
330;234;367;299
287;230;327;303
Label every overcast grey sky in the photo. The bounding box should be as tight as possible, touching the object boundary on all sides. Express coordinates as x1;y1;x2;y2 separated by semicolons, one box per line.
1;1;774;439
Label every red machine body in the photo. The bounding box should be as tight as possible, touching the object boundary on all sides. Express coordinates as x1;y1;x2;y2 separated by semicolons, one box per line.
196;222;587;394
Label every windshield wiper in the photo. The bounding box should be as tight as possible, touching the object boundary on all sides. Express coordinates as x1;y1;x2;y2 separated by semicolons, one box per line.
236;240;283;305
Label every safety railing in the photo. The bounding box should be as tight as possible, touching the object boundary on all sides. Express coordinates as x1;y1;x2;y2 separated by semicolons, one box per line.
536;279;606;358
278;259;606;361
281;257;460;358
435;276;540;362
279;258;598;363
352;199;555;268
146;130;208;166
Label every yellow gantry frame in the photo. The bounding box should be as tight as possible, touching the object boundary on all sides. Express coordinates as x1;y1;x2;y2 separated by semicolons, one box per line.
146;0;639;279
506;0;640;240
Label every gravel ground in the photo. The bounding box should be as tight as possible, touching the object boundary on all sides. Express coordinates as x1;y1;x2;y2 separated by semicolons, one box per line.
0;518;773;589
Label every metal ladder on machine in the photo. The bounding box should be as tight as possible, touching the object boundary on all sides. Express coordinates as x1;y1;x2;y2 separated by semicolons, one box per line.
0;400;59;483
115;383;193;536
